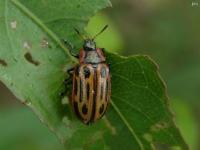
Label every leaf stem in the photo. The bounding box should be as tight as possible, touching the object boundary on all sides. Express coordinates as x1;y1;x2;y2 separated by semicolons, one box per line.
110;100;145;150
11;0;78;63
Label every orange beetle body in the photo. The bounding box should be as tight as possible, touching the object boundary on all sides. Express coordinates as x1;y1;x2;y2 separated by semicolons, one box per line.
70;38;111;124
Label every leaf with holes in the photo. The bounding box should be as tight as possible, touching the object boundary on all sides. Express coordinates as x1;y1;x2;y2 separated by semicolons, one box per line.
0;0;188;149
17;0;112;53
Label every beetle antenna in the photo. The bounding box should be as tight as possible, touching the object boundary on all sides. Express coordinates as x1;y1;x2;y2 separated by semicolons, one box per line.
74;28;86;40
92;25;108;40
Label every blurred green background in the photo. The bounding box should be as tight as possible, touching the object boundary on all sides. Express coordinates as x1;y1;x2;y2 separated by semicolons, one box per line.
0;0;200;149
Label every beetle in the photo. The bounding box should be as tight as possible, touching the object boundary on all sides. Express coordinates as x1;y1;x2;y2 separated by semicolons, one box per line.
66;25;111;124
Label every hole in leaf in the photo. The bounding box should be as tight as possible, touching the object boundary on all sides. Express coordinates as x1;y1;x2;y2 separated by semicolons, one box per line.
24;52;40;66
0;59;7;67
143;133;153;142
62;116;73;128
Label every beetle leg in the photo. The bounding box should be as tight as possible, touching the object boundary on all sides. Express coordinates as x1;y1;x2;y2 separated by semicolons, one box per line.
101;48;105;54
62;39;79;58
64;67;74;87
67;67;74;76
59;81;67;97
66;67;75;86
60;89;66;97
60;67;74;97
108;63;111;69
101;48;110;68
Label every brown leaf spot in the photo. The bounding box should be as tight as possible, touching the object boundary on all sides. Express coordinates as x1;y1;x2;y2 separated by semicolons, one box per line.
0;59;7;67
41;38;50;48
61;97;69;105
23;41;32;50
10;20;17;29
24;52;40;66
143;133;153;142
150;121;169;132
62;116;73;129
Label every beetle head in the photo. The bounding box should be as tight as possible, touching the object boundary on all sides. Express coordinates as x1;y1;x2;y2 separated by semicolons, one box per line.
83;39;96;51
74;25;108;51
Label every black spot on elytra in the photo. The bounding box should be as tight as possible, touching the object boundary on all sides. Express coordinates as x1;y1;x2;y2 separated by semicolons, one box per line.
24;52;40;66
0;59;7;67
84;67;90;78
99;104;104;114
101;67;106;78
106;81;109;101
100;85;104;100
87;83;90;100
82;104;88;115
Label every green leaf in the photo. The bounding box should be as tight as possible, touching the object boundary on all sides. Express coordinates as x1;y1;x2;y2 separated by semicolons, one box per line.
105;53;188;150
171;99;198;150
0;107;65;150
17;0;112;53
0;0;187;149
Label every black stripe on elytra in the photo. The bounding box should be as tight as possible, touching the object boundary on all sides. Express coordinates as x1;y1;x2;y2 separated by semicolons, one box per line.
75;66;80;76
105;80;108;101
90;65;97;122
99;104;104;115
100;84;104;100
79;78;83;102
74;78;78;96
87;83;90;101
74;101;82;120
99;103;108;119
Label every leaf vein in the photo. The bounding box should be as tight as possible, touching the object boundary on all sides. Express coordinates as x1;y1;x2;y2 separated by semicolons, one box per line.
111;95;179;145
110;100;145;150
11;0;78;63
44;17;88;24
